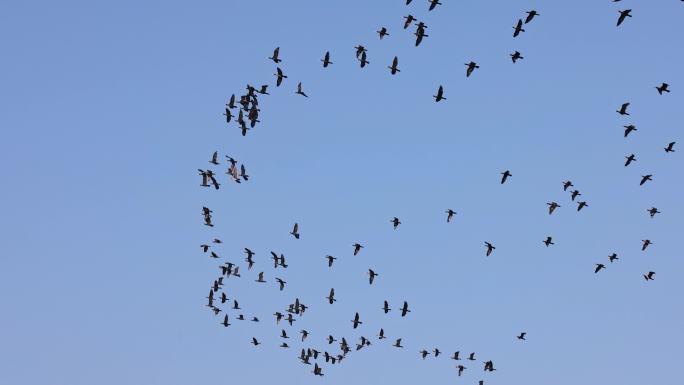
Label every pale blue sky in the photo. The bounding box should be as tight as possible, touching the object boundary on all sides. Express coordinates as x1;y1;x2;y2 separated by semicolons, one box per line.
1;1;683;384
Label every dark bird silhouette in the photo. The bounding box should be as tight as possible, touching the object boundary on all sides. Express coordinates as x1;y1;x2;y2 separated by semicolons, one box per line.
485;242;496;256
656;83;670;94
642;239;652;251
351;312;362;329
513;19;525;37
446;209;456;222
382;300;391;314
296;82;308;97
640;175;653;186
290;222;300;239
251;337;260;346
525;10;539;23
501;170;512;184
664;142;676;152
221;314;230;327
227;94;236;109
378;328;386;339
434;85;446;102
563;180;573;191
394;338;403;348
276;278;286;291
414;22;428;46
465;61;479;77
269;47;281;63
623;124;637;137
400;301;411;316
644;271;655;281
280;342;289;348
468;352;476;361
452;351;461;360
595;263;606;273
377;27;389;39
209;151;219;165
625;154;637;166
647;207;660;218
457;365;466;376
517;332;526;340
543;236;554;247
325;255;337;267
321;51;332;67
359;51;370;67
391;217;401;229
510;51;523;63
257;85;269;95
617;9;632;26
434;348;441;357
200;244;210;253
368;269;378;285
404;15;416;29
327;288;336;304
617;102;630;115
355;45;366;58
388;56;400;74
255;272;266;283
313;363;323;376
609;253;619;263
240;164;249;181
223;107;232;123
420;349;430;359
547;202;561;214
571;190;581;201
353;243;363;256
428;0;441;11
274;67;287;87
280;329;290;339
577;201;588;211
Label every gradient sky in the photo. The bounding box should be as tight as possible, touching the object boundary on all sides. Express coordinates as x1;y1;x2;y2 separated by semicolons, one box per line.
1;1;683;384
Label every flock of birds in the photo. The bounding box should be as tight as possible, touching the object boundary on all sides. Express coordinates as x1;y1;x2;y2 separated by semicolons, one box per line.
196;1;679;381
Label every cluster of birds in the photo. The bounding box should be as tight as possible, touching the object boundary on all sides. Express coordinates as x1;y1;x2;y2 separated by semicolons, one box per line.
195;0;679;381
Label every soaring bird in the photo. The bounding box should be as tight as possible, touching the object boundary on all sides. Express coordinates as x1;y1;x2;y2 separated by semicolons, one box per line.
433;85;446;102
325;255;337;267
275;278;286;291
640;175;653;186
525;10;539;23
457;365;466;376
200;244;210;253
485;242;496;256
656;83;671;94
251;337;260;346
617;102;630;115
377;27;389;39
513;19;525;37
222;107;232;123
644;271;655;281
404;14;416;29
354;45;366;58
269;47;281;63
274;67;287;87
368;269;378;285
415;22;428;46
255;272;266;283
547;202;561;214
209;151;219;165
664;142;676;152
351;312;362;329
327;288;336;304
467;352;476;361
221;314;230;327
378;328;386;339
388;56;400;75
280;329;290;339
517;332;526;340
296;82;308;97
290;223;300;239
465;61;479;77
617;9;632;26
595;264;606;273
321;51;332;67
642;239;652;251
623;124;637;137
353;243;363;256
647;207;660;218
625;154;637;166
391;217;401;229
608;253;619;263
382;300;391;314
571;190;581;201
451;351;461;360
510;51;523;63
577;201;588;211
420;349;430;359
543;236;554;247
226;94;236;109
446;209;456;222
400;301;411;316
393;338;403;348
428;0;441;11
359;51;370;67
563;180;573;191
501;170;512;184
434;348;441;357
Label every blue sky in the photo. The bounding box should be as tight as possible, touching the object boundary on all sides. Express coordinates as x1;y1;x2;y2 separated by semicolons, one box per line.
1;1;683;384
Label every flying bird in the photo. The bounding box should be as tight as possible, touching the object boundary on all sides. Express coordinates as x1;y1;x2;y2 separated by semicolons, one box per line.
642;239;652;251
656;83;670;94
377;27;389;39
325;255;337;267
543;237;554;247
275;278;286;291
510;51;523;63
382;300;391;314
296;82;308;97
647;207;660;218
388;56;400;74
428;0;441;11
445;209;456;222
485;242;496;256
351;312;362;329
465;61;479;77
404;15;416;29
644;271;655;281
353;243;363;256
640;175;653;186
209;151;219;165
327;288;336;304
547;202;561;214
274;67;287;87
517;332;526;340
434;85;446;102
623;124;637;137
501;170;512;184
525;10;539;23
368;269;378;285
617;102;630;115
624;154;636;166
321;51;332;67
290;223;300;239
595;264;606;273
563;180;573;191
391;217;401;229
393;338;403;348
664;142;676;152
255;272;266;283
577;201;588;211
400;301;411;316
269;47;281;63
513;19;525;37
617;9;632;26
609;253;619;263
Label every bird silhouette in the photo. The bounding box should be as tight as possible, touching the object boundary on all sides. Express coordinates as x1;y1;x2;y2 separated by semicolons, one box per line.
623;125;637;137
382;300;391;314
617;9;632;26
517;332;526;340
664;142;676;152
642;239;652;251
577;201;588;211
465;61;479;77
290;223;300;239
656;83;670;94
547;202;561;214
595;263;606;273
445;209;456;222
404;15;416;29
644;271;656;281
640;175;653;186
513;19;525;37
296;82;308;97
400;301;411;316
274;67;287;87
525;10;539;23
353;243;363;256
391;217;401;229
485;242;496;256
321;51;332;67
393;338;403;348
388;56;400;74
501;170;512;184
428;0;441;11
269;47;281;63
377;27;389;39
368;269;378;285
543;236;554;247
608;253;619;263
327;288;336;304
351;312;362;328
563;180;573;191
510;51;523;63
647;207;660;218
325;255;337;267
617;102;630;115
434;85;446;102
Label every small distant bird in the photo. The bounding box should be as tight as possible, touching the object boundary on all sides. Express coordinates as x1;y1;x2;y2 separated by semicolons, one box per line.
617;102;630;115
446;209;456;222
543;237;554;247
563;180;573;191
642;239;652;251
525;10;539;23
485;242;496;256
388;56;400;74
251;337;260;346
353;243;363;256
269;47;281;63
640;175;653;186
359;51;370;67
221;314;230;327
517;332;526;340
647;207;660;218
290;223;300;239
465;61;479;77
625;154;637;166
623;124;637;137
368;269;378;285
577;201;588;211
404;15;416;29
382;300;391;314
595;263;606;274
280;329;290;339
434;85;446;102
240;164;249;181
377;27;389;39
327;288;336;304
325;255;337;267
510;51;523;63
452;351;461;360
457;365;466;376
275;278;286;291
393;338;403;348
644;271;655;281
200;244;210;253
433;348;441;357
468;352;476;361
351;312;362;329
571;190;581;201
513;19;525;37
609;253;619;263
255;272;266;283
501;170;512;184
617;9;632;26
400;301;411;316
428;0;441;11
547;202;561;214
420;349;430;359
664;142;676;152
391;217;401;229
296;82;308;97
414;22;428;46
355;45;366;58
656;83;670;94
321;51;332;67
209;151;219;165
313;363;323;376
274;67;287;87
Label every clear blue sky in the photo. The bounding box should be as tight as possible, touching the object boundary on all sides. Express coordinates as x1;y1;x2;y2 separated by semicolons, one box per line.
1;1;683;384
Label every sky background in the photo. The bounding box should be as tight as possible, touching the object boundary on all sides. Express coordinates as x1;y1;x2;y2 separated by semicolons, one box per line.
1;1;683;384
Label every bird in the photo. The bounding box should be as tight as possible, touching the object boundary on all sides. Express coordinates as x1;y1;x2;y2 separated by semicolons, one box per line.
563;180;573;191
428;0;441;11
209;151;219;165
525;10;539;23
251;337;260;346
414;22;428;46
595;264;606;273
543;236;554;247
640;175;653;186
501;170;512;184
368;269;378;285
445;209;456;222
625;154;637;166
280;329;289;339
257;85;269;95
325;255;337;267
571;190;581;201
644;271;656;281
274;67;287;86
200;244;210;253
355;45;366;58
222;107;232;123
393;338;403;348
434;85;446;102
321;51;332;67
359;51;370;67
391;217;401;229
647;207;660;218
510;51;523;63
221;314;230;327
664;142;676;152
468;352;476;361
290;223;300;239
623;125;637;137
451;352;461;360
353;243;363;256
403;15;416;29
313;363;324;376
485;242;496;256
517;332;526;340
617;102;630;115
642;239;652;251
547;202;561;214
420;349;430;359
382;300;391;314
327;335;337;344
577;201;588;211
296;82;308;97
434;348;441;357
378;328;386;339
255;272;266;283
617;9;632;26
457;365;466;376
269;47;281;63
656;83;671;94
327;288;336;304
377;27;389;39
465;61;479;77
275;278;286;291
388;56;400;75
400;301;411;316
351;312;362;329
513;19;525;37
609;253;619;263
